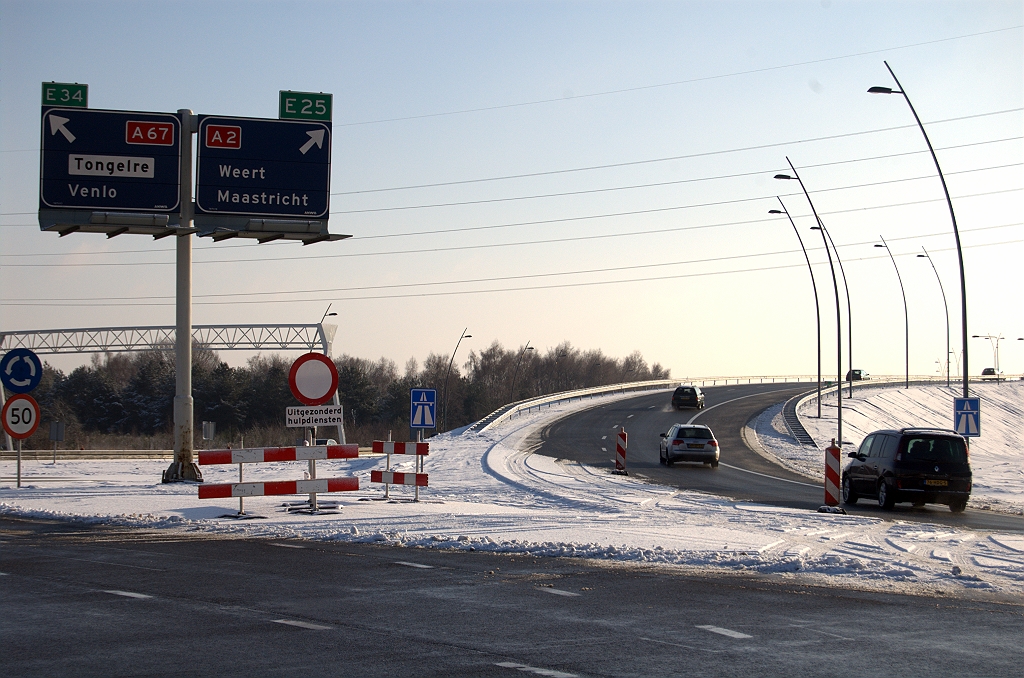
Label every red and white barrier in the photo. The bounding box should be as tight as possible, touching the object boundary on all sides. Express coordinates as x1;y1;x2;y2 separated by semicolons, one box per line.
371;470;428;487
196;444;360;515
824;439;841;506
199;477;359;499
614;428;628;474
199;444;358;465
371;441;429;455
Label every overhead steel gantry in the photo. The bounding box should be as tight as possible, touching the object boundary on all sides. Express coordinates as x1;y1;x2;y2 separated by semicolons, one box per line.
0;324;336;357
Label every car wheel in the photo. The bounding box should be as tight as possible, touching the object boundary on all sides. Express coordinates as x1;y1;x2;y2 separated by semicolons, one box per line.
842;476;858;505
877;481;895;510
660;449;666;465
949;498;968;513
666;458;674;467
710;460;719;469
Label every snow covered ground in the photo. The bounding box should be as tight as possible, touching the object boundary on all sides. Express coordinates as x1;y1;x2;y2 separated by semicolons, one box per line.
753;381;1024;515
2;385;1023;600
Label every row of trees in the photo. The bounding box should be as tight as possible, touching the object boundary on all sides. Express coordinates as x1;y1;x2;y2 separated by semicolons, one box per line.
7;341;668;450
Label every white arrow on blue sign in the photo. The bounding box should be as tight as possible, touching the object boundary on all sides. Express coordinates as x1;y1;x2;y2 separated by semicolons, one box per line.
410;389;437;429
1;348;43;394
953;397;981;437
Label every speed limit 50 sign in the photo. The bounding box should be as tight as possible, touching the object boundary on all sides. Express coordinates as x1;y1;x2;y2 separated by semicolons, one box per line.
3;393;41;440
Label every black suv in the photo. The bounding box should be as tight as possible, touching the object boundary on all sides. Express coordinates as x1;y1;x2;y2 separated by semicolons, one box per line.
671;385;704;409
841;428;971;512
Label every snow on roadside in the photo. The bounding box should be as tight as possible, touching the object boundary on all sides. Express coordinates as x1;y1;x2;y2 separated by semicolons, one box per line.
752;381;1024;515
2;388;1023;599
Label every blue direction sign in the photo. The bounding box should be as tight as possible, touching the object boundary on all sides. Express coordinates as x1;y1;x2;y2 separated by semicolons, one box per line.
195;115;331;219
1;348;43;394
410;389;437;429
953;397;981;437
39;107;181;212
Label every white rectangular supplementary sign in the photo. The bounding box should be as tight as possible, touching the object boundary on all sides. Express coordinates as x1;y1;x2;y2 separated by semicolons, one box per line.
286;405;343;428
68;154;155;178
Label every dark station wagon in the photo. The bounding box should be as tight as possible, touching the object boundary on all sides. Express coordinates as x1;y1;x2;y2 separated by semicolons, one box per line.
671;385;705;410
842;428;971;512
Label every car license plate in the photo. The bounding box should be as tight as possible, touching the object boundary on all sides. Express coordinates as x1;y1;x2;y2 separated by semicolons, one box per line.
687;443;704;449
925;479;948;487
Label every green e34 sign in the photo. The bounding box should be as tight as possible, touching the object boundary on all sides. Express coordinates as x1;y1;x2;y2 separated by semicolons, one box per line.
42;82;88;108
279;91;332;121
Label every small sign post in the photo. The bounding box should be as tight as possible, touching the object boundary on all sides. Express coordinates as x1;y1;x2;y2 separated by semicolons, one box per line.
409;389;436;502
279;91;333;121
42;82;88;108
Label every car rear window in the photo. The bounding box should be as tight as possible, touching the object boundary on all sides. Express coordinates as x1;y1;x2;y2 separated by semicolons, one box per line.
677;388;695;396
902;436;968;463
677;427;711;439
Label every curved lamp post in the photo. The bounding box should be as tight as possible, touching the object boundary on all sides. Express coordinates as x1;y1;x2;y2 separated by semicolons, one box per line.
917;248;950;387
869;61;969;398
775;162;844;446
875;238;909;389
441;328;471;431
770;198;822;417
509;342;535;403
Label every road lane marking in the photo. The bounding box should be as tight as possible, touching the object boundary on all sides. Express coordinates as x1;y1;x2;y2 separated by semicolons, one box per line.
395;561;433;569
271;619;332;630
495;662;578;677
789;624;854;640
627;414;634;418
601;447;607;452
270;542;305;549
687;391;783;424
103;590;152;599
696;625;752;639
611;425;619;429
538;587;581;597
639;637;724;653
601;435;607;440
70;557;163;571
718;462;819;488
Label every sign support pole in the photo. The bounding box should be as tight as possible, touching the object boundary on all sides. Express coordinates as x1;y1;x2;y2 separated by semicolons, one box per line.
0;386;13;456
164;110;202;483
17;439;21;489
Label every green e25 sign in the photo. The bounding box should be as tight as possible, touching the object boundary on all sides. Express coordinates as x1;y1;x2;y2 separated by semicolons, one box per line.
42;82;88;108
279;91;332;122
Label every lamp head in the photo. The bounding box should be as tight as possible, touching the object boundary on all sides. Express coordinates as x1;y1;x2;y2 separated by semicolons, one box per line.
916;254;927;258
464;334;472;338
768;209;783;214
874;244;886;248
868;86;894;94
774;174;794;180
811;226;822;231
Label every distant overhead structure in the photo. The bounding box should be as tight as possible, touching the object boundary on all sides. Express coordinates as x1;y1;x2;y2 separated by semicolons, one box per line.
35;83;348;482
0;324;337;357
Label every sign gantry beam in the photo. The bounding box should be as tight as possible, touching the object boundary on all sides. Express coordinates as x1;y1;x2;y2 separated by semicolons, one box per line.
0;324;336;357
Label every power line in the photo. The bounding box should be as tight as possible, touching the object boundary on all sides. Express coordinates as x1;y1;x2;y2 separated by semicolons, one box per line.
8;223;1020;303
4;238;1017;308
331;109;1022;195
2;186;1019;268
329;26;1023;128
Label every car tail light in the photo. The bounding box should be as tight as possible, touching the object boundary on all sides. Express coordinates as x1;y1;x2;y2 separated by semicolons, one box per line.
673;440;684;445
896;479;903;489
707;440;718;447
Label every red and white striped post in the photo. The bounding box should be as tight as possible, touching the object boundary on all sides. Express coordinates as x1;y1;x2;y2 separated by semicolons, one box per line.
824;439;841;506
371;440;430;500
614;427;627;475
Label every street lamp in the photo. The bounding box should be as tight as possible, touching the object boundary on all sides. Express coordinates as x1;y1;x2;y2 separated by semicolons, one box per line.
509;342;535;403
776;161;844;447
319;303;338;325
441;328;471;431
770;199;822;417
972;334;1004;380
875;238;909;389
869;61;969;398
918;248;951;388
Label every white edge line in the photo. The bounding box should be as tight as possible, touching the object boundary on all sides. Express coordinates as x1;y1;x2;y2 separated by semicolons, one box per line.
103;590;153;599
718;461;820;488
538;587;581;597
270;542;305;549
271;619;332;630
494;662;579;678
695;624;753;639
395;561;434;569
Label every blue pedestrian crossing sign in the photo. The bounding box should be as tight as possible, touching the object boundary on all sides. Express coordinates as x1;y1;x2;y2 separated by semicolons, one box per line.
953;397;981;437
410;388;437;429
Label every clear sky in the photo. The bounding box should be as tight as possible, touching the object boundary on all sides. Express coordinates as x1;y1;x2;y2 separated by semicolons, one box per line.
2;1;1022;379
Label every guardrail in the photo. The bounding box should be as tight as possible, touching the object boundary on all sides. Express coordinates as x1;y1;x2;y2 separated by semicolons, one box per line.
466;374;819;434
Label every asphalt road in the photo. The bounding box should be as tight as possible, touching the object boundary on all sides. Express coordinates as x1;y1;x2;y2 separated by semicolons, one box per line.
527;383;1024;533
3;516;1022;677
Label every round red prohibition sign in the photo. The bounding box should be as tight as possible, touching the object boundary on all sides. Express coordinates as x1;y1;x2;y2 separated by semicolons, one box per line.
3;393;41;440
288;353;339;406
